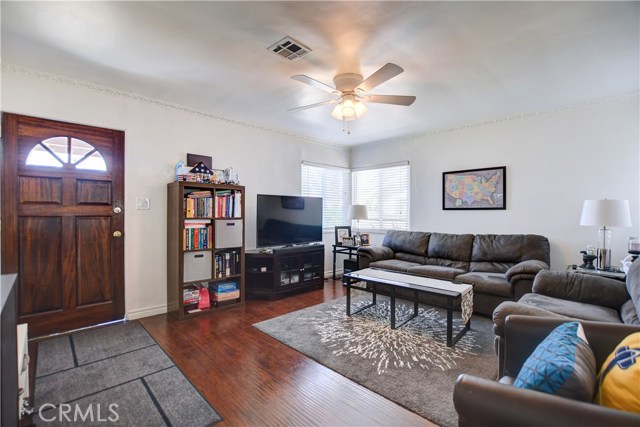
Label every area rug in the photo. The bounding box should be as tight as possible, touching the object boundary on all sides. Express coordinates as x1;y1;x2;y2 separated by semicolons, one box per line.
33;321;222;426
254;294;497;427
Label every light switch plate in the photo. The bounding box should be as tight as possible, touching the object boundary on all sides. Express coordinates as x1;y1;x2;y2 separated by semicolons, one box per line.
136;197;150;210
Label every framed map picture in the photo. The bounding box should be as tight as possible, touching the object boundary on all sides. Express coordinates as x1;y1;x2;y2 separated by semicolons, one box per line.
443;166;506;210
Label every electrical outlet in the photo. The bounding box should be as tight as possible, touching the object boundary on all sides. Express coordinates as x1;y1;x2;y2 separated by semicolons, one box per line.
136;197;150;210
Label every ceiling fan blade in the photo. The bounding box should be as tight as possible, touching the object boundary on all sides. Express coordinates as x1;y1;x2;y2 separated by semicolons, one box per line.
291;75;338;94
357;63;404;92
363;94;416;106
288;99;338;112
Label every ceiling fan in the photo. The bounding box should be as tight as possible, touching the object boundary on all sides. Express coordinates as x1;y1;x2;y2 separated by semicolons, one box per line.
289;63;416;123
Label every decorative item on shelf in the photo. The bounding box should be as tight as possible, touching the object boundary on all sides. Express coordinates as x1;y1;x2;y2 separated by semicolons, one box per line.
353;235;361;246
579;199;632;270
348;204;368;237
224;167;239;184
628;237;640;262
212;169;225;184
342;236;355;246
579;245;597;270
177;161;215;183
335;226;351;245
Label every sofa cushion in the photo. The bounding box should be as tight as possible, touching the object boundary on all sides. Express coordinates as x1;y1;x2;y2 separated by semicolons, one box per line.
518;293;623;324
533;271;630;310
470;234;550;273
395;252;427;265
514;322;596;402
424;232;474;270
381;230;430;257
369;259;419;272
456;272;513;298
407;265;466;281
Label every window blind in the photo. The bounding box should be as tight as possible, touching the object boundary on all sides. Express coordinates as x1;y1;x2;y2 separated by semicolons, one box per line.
301;162;350;229
352;163;410;231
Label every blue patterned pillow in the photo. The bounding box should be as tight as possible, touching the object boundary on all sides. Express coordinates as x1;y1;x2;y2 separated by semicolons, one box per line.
514;321;596;401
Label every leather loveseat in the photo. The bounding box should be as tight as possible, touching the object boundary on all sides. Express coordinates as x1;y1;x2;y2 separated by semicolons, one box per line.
357;230;550;316
492;258;640;376
454;315;640;427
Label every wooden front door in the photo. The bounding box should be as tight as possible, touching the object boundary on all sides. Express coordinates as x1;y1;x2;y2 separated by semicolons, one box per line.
1;113;125;337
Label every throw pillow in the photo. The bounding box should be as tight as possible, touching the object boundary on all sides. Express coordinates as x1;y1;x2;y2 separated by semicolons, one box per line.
626;259;640;319
594;332;640;413
513;321;596;401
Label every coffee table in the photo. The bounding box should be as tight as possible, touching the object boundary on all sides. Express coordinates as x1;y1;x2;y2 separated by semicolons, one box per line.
342;268;473;347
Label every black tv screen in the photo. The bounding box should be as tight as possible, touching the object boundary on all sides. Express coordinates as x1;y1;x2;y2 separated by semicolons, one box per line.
257;194;323;247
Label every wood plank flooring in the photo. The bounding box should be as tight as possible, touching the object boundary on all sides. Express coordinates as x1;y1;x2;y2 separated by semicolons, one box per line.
139;279;436;427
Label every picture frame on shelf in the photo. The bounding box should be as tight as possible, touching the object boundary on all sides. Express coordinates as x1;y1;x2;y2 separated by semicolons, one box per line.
335;226;351;245
442;166;506;210
342;237;355;246
360;233;370;245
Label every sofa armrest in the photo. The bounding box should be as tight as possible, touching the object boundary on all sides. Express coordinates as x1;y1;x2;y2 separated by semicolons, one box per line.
453;374;640;427
505;260;549;283
492;301;566;338
356;245;394;268
533;271;630;309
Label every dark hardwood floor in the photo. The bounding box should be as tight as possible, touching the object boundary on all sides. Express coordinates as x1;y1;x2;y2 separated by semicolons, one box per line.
140;279;435;427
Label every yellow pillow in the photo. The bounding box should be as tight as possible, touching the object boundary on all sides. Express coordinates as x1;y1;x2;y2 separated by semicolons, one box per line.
594;332;640;413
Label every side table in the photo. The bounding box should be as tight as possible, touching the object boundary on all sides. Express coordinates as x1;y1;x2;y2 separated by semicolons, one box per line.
567;265;626;281
332;244;360;280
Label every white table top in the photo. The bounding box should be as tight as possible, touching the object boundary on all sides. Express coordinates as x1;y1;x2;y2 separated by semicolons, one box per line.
344;268;472;297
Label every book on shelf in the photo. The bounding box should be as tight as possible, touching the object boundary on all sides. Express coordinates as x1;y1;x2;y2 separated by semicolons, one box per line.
184;192;214;218
183;220;213;250
214;250;241;277
214;190;242;218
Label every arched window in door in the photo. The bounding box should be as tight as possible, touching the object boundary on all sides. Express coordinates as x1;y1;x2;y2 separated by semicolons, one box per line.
26;136;107;171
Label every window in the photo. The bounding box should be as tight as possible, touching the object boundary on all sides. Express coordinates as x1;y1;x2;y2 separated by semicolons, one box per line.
352;162;410;231
301;162;350;229
26;137;107;171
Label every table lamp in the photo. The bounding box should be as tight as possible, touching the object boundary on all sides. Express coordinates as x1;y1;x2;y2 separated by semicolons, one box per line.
580;199;632;270
348;204;368;236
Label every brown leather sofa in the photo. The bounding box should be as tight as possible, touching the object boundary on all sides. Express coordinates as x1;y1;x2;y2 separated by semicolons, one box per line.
493;259;640;376
357;231;550;315
454;315;640;427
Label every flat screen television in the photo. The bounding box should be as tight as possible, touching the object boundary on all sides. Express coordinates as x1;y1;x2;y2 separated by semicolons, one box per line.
256;194;323;247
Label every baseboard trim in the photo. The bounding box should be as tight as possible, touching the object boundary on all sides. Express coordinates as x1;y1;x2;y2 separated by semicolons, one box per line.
126;303;168;320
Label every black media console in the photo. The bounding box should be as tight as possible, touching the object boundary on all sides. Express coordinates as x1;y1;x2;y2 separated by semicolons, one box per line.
245;245;324;300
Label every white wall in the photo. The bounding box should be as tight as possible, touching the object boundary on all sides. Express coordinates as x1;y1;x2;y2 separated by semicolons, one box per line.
351;95;640;271
2;69;348;319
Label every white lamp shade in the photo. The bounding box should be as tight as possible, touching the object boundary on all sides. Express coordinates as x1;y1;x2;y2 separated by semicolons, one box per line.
579;199;632;227
348;204;368;220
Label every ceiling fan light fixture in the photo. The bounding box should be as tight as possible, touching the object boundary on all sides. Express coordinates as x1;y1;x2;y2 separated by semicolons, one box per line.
331;95;367;121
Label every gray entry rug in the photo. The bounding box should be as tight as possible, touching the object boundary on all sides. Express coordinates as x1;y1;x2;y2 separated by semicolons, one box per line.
33;321;222;427
254;295;497;427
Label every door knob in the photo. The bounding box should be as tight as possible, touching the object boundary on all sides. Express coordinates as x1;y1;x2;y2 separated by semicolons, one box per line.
113;207;122;214
113;231;123;238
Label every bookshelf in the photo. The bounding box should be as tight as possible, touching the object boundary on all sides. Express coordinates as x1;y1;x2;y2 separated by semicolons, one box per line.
167;181;245;319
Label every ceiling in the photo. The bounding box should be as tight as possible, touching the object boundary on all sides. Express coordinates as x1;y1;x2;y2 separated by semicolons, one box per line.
2;1;638;146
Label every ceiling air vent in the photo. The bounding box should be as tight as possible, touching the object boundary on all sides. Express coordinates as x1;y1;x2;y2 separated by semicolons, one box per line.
268;36;311;61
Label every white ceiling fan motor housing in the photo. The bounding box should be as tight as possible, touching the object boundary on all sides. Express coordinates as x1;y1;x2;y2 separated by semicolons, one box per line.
333;73;364;92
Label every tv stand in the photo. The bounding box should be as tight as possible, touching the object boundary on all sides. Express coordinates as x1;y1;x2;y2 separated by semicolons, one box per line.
246;245;324;300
